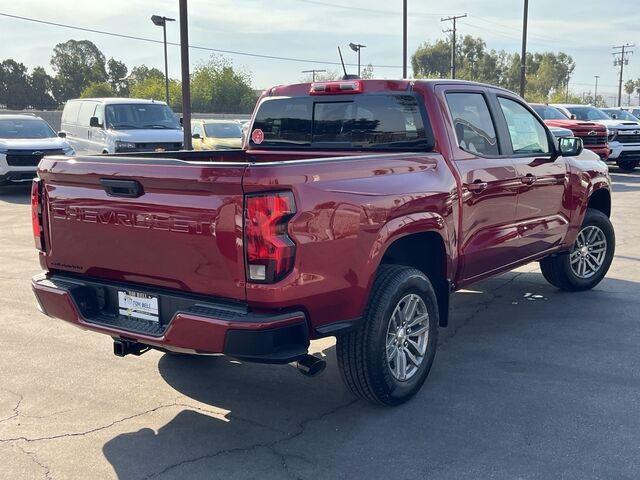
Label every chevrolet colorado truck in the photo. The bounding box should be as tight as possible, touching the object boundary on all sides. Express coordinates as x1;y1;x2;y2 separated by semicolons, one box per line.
31;80;615;405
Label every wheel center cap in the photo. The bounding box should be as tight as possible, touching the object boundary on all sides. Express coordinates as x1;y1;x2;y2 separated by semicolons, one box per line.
580;246;589;257
397;328;406;342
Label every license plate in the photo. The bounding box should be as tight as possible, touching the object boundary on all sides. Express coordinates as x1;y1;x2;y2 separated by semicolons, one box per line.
118;290;159;322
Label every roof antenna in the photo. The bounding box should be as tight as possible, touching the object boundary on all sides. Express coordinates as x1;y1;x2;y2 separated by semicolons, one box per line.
337;46;360;80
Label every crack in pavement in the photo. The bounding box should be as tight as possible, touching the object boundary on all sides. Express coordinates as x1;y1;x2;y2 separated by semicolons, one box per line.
15;443;52;480
439;268;534;350
142;398;359;480
0;390;23;425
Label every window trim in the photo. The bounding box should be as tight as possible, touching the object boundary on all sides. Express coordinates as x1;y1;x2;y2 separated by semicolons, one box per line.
248;92;435;152
444;89;505;159
494;94;555;159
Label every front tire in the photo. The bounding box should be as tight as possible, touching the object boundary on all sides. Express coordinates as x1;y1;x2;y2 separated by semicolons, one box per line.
336;265;439;406
540;208;615;291
616;159;639;172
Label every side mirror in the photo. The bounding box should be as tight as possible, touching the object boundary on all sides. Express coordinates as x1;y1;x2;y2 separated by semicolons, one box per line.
611;114;618;120
179;117;184;126
192;133;201;140
89;116;101;128
570;114;577;120
57;131;67;138
558;137;583;157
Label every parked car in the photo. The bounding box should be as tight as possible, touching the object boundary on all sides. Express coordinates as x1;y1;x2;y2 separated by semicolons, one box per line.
549;126;574;138
530;104;609;160
31;79;614;405
191;119;243;150
60;98;183;154
620;106;640;120
0;114;74;187
601;108;640;122
552;104;640;171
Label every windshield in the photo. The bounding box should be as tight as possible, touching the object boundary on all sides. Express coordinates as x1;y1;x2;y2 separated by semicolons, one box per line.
105;104;180;130
0;118;56;139
603;109;638;121
251;94;433;151
204;122;242;138
566;106;610;121
531;105;568;120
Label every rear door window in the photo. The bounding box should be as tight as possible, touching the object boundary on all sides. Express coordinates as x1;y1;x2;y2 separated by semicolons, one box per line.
251;94;432;150
445;92;499;156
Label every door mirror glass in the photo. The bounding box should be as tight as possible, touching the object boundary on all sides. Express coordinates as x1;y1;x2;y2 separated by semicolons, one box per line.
89;116;101;128
558;137;583;157
57;131;67;138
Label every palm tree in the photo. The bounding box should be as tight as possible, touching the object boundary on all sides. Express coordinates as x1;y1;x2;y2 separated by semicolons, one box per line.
624;79;636;106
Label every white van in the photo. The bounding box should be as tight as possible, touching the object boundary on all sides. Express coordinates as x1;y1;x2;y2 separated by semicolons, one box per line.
60;98;183;154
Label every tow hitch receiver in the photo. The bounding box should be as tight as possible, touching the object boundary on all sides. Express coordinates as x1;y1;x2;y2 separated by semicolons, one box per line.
113;339;150;357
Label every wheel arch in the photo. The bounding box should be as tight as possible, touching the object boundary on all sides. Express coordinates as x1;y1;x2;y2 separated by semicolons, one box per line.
375;224;452;328
588;186;611;218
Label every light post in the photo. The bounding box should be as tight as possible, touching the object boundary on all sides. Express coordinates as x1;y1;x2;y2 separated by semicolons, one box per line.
151;14;175;106
519;0;529;98
594;75;600;106
348;43;366;77
402;0;407;79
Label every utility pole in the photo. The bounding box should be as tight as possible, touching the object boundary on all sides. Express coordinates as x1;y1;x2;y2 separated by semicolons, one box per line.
402;0;407;79
594;75;600;106
179;0;192;150
302;69;326;82
613;43;634;107
441;14;467;79
519;0;529;98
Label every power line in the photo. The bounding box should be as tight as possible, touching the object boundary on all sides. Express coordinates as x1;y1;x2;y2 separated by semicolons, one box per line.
0;11;403;69
295;0;447;17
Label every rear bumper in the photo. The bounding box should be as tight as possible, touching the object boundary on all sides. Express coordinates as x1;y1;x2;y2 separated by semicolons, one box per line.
32;274;310;363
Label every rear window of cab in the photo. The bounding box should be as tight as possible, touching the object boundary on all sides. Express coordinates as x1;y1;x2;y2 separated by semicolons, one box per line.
250;94;434;151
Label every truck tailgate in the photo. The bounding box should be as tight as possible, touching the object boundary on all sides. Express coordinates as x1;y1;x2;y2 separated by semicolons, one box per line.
38;157;247;301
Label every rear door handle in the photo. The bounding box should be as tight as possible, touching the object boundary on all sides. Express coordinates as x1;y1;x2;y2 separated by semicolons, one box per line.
100;179;144;198
467;180;488;193
521;174;537;185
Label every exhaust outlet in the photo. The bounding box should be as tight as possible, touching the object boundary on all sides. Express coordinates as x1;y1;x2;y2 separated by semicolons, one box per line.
113;339;150;357
295;354;326;377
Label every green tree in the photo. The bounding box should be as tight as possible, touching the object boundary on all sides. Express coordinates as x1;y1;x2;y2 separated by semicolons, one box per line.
129;76;182;110
129;65;164;84
361;64;374;79
624;79;636;106
50;40;108;102
300;70;341;82
107;58;128;96
29;66;57;109
191;55;258;113
80;81;115;98
0;59;31;109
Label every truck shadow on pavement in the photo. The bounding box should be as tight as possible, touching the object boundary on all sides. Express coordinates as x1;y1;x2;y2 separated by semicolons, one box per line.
0;184;31;204
102;270;640;479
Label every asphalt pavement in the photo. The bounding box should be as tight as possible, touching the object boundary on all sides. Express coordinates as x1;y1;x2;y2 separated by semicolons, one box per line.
0;168;639;479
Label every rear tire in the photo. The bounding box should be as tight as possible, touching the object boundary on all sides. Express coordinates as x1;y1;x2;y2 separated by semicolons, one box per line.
540;208;615;291
616;159;639;172
336;265;439;406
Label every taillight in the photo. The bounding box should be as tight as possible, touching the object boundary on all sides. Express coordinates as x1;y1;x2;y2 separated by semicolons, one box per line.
310;80;363;95
31;178;45;251
245;192;296;283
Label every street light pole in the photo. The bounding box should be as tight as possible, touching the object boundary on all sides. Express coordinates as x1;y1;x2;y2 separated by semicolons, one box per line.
402;0;407;79
594;75;600;106
519;0;529;98
178;0;192;150
349;43;366;77
151;15;175;106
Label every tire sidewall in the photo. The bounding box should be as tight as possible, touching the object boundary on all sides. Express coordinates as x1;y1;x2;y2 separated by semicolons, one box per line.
560;210;615;289
369;272;439;404
616;159;639;172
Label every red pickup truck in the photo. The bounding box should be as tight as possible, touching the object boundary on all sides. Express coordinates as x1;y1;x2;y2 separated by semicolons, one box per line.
31;80;614;405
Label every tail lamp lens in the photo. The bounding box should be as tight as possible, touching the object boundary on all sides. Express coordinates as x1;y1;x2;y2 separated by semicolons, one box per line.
31;178;44;251
245;192;296;283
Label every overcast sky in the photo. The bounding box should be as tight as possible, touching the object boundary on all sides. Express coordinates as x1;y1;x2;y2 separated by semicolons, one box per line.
1;0;639;101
